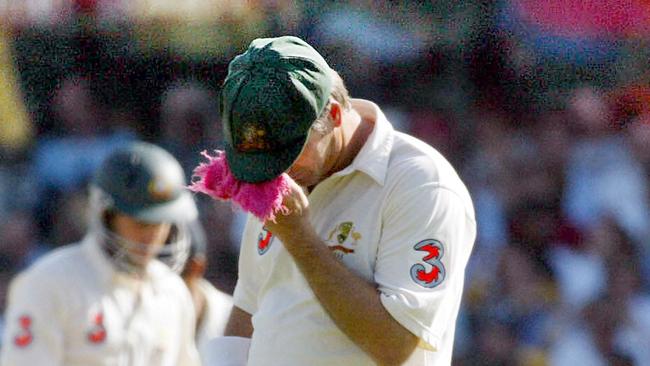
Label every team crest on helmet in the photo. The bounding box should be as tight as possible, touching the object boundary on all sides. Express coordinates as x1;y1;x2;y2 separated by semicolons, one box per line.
258;227;274;255
13;314;33;348
410;239;446;288
148;177;174;201
326;221;362;259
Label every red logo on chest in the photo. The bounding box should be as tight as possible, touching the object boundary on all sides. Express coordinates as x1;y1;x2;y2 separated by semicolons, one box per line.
87;313;107;344
13;315;33;348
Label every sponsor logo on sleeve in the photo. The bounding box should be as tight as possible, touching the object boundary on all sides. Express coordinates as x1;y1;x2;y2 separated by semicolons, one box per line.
257;227;274;255
87;312;107;344
13;315;33;348
410;239;446;288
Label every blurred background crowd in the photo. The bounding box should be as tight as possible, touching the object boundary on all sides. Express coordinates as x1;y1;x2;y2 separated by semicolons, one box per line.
1;1;649;365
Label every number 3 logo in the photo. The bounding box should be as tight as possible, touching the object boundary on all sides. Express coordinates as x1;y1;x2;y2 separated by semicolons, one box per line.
257;227;274;255
13;315;33;348
410;239;446;288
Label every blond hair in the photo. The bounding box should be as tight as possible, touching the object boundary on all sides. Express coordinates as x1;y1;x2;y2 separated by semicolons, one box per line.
311;70;351;134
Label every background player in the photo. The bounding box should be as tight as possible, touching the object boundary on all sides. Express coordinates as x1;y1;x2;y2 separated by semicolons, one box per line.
1;142;201;366
160;220;234;364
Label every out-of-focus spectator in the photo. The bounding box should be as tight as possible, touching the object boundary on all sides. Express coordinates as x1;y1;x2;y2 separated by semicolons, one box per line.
129;0;285;58
531;111;572;190
627;114;650;169
408;110;458;159
464;112;512;245
159;81;220;175
614;84;650;174
0;0;73;26
463;113;513;289
0;211;47;272
465;319;518;366
549;217;650;365
464;245;556;365
508;200;559;272
32;76;136;242
603;242;650;365
550;218;632;311
549;295;630;366
550;276;650;366
46;188;89;247
0;161;38;218
34;76;135;191
158;80;243;292
498;0;650;77
496;246;555;345
563;87;650;245
313;1;429;64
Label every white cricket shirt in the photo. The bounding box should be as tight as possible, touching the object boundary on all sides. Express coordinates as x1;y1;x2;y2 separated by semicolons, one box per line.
0;235;200;366
196;278;233;363
234;99;476;365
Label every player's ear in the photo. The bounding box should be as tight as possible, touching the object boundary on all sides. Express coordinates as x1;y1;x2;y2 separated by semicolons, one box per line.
329;102;342;128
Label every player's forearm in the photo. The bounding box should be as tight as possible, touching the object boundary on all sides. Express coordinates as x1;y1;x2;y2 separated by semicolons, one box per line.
224;306;254;338
280;227;419;366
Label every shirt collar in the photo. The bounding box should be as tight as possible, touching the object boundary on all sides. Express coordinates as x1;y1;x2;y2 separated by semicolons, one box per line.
331;99;394;186
82;234;115;286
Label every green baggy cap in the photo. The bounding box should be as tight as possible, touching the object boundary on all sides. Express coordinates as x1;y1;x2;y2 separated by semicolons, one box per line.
220;36;333;183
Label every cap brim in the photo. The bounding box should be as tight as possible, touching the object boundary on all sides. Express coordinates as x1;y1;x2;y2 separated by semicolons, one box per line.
117;190;198;223
225;141;305;183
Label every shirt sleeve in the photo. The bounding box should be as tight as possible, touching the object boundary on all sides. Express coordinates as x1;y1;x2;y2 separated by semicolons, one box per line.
376;183;476;351
196;279;233;350
232;214;262;315
0;271;66;366
175;280;202;366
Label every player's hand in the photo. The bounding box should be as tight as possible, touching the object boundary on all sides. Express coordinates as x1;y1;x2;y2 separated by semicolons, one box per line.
263;176;311;244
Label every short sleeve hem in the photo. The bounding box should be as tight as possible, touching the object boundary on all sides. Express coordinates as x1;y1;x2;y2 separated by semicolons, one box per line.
232;282;257;315
380;293;440;351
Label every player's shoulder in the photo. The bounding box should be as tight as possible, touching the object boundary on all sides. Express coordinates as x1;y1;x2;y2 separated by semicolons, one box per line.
199;278;233;309
148;260;190;292
388;131;472;205
241;213;265;237
389;132;453;180
14;242;86;284
148;259;179;280
147;262;197;314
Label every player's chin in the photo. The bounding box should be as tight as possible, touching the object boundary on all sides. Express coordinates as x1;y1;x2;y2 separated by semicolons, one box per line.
288;169;322;189
296;177;320;190
288;172;306;185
